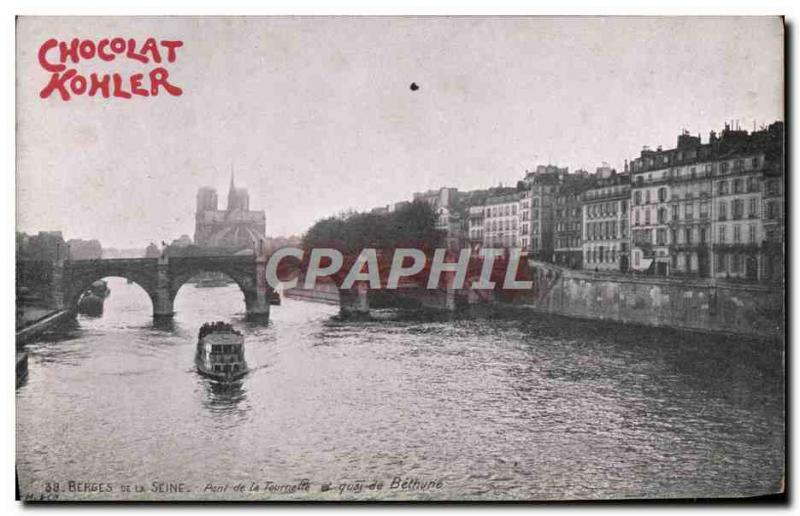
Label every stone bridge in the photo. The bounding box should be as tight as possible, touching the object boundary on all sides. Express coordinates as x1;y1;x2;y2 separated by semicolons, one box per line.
50;254;273;321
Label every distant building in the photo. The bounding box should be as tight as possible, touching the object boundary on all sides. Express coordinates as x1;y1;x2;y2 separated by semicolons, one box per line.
482;192;522;249
595;162;614;179
521;165;568;260
17;231;66;262
467;205;484;252
582;173;630;272
144;243;160;258
630;148;674;275
412;187;462;249
554;175;597;269
264;235;302;252
194;174;266;252
628;121;784;280
67;239;103;260
170;234;193;247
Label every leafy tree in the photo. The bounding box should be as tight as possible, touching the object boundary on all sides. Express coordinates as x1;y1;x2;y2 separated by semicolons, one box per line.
302;199;444;254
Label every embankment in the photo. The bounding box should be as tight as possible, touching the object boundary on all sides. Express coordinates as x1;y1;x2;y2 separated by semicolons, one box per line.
524;269;783;340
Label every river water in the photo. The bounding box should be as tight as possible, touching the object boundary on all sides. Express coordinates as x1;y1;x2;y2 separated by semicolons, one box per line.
16;277;784;501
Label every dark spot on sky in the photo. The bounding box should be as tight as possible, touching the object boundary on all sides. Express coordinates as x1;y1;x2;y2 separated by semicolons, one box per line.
410;82;419;91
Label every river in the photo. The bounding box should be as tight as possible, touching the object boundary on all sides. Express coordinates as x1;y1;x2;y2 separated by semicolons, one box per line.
16;277;784;501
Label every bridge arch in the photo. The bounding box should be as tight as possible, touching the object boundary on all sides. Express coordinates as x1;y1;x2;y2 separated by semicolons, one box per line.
165;256;271;320
169;269;257;316
64;260;160;314
61;255;272;323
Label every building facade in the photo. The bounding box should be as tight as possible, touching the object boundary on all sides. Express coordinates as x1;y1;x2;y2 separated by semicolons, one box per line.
554;176;596;269
467;205;485;253
628;122;784;280
582;174;630;272
194;174;266;251
523;165;566;260
482;193;522;249
412;187;463;249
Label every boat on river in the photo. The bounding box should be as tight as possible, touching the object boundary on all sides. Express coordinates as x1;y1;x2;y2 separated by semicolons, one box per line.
77;280;110;316
194;321;247;381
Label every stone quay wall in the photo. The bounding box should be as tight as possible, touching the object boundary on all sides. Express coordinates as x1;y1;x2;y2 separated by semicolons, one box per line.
523;268;783;340
282;269;783;340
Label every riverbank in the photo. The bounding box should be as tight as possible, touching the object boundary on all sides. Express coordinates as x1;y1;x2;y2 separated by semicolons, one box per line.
16;308;72;346
287;268;784;340
526;268;784;340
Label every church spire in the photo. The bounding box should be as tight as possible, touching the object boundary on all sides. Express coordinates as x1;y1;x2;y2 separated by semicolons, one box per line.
229;164;235;194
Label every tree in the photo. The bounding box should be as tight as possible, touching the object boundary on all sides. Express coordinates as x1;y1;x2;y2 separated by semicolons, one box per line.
302;199;444;254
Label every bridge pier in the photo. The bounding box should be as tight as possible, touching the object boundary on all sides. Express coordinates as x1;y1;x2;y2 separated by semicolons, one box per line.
339;282;370;317
245;252;271;322
153;256;175;321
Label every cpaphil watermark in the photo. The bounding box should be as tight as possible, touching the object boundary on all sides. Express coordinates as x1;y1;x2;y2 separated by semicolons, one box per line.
267;247;534;291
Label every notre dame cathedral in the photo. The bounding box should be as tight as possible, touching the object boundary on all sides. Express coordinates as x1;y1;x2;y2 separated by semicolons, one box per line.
194;174;266;252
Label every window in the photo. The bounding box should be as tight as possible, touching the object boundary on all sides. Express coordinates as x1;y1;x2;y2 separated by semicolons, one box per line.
685;228;692;244
672;205;680;221
685;203;694;220
700;228;707;244
751;156;760;168
749;224;756;244
645;190;651;204
732;199;744;220
658;187;667;202
720;161;729;173
765;180;778;196
657;208;667;224
656;228;667;245
766;201;777;219
717;181;728;195
733;225;741;244
634;210;640;225
718;201;727;221
645;209;651;225
634;191;642;205
718;226;726;244
700;202;709;219
733;179;743;194
748;198;757;218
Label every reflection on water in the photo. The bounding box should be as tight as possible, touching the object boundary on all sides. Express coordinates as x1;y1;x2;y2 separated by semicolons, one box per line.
16;278;784;500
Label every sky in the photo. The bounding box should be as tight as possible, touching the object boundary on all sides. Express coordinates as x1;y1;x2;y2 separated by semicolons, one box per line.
16;16;783;248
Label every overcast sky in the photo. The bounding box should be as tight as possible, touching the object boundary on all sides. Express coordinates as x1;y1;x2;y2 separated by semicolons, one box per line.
16;16;783;248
